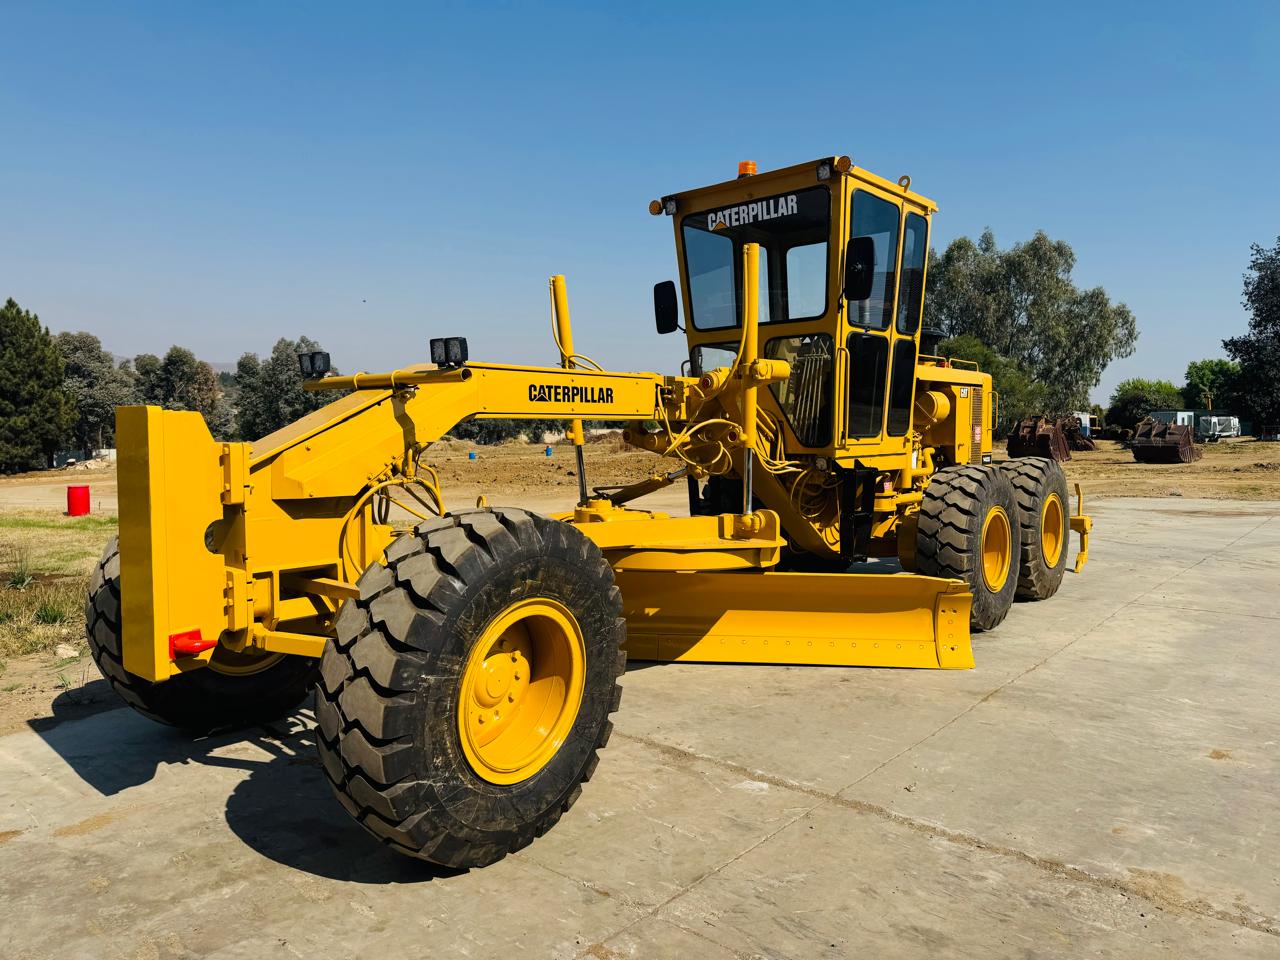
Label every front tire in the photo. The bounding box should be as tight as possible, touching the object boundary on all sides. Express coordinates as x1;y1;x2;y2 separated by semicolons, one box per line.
86;537;318;733
314;508;625;869
916;466;1022;632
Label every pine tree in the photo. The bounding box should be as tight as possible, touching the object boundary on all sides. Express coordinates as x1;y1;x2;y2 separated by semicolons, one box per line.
0;299;75;472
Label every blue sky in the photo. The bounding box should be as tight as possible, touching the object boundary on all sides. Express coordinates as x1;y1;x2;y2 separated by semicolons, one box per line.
3;1;1277;404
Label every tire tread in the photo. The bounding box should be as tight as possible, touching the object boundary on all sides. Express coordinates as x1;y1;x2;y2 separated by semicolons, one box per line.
315;508;625;869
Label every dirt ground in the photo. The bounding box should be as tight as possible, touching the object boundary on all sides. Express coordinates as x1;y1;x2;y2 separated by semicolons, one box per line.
383;434;1280;505
1;433;1277;736
417;434;1280;505
1043;437;1280;501
2;434;1278;515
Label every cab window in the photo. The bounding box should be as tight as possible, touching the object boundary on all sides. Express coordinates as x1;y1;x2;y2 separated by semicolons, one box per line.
690;343;738;377
784;243;826;318
847;333;889;438
764;334;834;447
684;228;736;330
681;187;830;330
885;340;917;436
848;192;900;330
896;213;927;334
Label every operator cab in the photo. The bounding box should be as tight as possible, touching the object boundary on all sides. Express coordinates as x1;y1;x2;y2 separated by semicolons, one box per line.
651;156;936;463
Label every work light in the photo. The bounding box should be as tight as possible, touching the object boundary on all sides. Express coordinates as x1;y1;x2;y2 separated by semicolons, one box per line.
445;337;469;365
430;337;469;367
297;351;331;378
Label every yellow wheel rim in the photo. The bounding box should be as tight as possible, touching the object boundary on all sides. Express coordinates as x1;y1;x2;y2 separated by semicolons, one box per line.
458;598;586;785
980;506;1012;592
1041;492;1065;567
207;647;285;677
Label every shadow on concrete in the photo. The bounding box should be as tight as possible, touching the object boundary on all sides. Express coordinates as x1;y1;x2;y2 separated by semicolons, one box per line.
29;701;455;883
28;697;250;795
222;727;457;884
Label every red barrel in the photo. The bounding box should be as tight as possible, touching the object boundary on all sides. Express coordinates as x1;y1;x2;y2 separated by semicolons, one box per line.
66;485;90;517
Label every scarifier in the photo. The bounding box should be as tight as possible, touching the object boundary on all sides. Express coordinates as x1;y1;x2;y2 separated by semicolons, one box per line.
87;156;1092;868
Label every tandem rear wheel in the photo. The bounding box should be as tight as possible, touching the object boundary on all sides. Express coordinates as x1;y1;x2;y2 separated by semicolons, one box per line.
915;465;1022;631
999;457;1070;601
314;508;626;869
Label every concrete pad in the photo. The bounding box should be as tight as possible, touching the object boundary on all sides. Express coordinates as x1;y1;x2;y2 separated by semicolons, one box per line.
0;711;641;959
848;601;1280;925
583;916;744;958
653;801;1278;959
0;497;1276;958
847;505;1280;930
518;737;813;909
608;504;1189;796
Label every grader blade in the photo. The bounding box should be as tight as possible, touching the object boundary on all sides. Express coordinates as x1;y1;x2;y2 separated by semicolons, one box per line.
615;570;973;669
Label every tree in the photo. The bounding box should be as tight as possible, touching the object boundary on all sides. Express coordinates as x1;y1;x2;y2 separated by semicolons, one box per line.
448;419;564;445
937;334;1046;430
155;347;213;413
1181;358;1240;412
134;353;163;404
1224;237;1280;425
174;350;222;417
925;230;1138;410
56;332;139;454
234;336;339;440
450;419;528;444
134;346;232;438
0;299;75;472
1106;378;1184;431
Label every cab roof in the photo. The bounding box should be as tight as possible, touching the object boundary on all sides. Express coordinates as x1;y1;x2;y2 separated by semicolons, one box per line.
657;156;939;216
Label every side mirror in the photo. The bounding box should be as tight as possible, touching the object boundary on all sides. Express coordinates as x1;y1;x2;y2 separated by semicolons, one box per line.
843;236;876;302
653;280;680;335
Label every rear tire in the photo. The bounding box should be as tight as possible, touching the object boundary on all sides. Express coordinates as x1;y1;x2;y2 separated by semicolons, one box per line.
999;457;1070;600
314;508;626;869
86;537;318;733
916;465;1021;632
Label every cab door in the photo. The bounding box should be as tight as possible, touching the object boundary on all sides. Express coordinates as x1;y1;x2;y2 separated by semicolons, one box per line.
840;187;930;455
842;188;901;450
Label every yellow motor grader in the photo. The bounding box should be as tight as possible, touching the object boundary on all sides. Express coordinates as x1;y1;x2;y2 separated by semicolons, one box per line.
87;156;1091;867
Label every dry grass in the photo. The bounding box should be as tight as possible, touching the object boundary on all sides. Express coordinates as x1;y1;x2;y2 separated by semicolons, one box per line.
0;512;117;663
